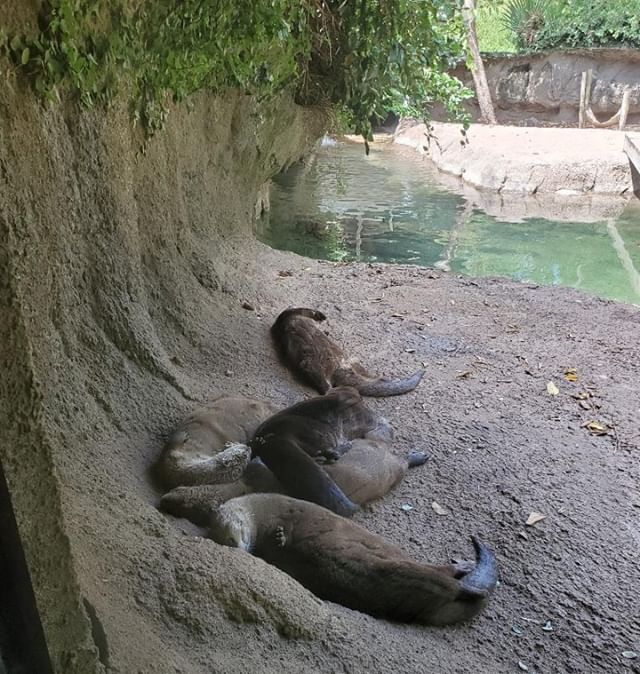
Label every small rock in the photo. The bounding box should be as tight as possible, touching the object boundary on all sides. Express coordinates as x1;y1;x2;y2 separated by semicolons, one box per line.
622;651;638;659
542;620;553;632
400;504;414;512
512;624;525;636
518;661;529;671
224;369;233;377
241;301;255;311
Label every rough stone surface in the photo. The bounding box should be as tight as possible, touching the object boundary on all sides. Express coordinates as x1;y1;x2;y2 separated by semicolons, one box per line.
394;121;633;195
1;79;640;674
448;48;640;126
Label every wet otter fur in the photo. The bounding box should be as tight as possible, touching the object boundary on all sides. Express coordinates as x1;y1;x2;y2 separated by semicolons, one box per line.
158;397;280;489
272;307;424;397
159;419;428;525
249;386;380;517
210;493;499;626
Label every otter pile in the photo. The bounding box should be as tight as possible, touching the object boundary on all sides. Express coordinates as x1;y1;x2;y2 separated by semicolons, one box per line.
157;307;498;627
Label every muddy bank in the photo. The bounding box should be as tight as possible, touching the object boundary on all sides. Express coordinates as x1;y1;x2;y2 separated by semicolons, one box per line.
2;81;639;674
393;121;634;196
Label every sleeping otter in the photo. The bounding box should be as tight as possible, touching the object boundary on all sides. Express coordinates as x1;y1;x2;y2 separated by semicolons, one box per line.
272;307;424;396
249;386;381;517
158;397;280;489
210;493;499;626
159;418;428;525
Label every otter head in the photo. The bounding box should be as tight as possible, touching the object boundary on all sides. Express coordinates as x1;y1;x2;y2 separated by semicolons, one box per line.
210;501;256;552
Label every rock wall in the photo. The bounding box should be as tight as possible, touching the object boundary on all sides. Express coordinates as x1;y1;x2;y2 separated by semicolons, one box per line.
0;79;328;673
448;48;640;125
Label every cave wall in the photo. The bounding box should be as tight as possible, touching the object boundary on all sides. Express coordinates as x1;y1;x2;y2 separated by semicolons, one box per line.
0;77;329;673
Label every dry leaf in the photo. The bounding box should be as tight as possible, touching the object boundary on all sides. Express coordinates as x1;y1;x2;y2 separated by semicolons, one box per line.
546;381;559;396
526;512;546;526
457;371;473;380
564;368;578;382
431;501;449;516
579;400;591;410
277;270;293;277
582;420;610;436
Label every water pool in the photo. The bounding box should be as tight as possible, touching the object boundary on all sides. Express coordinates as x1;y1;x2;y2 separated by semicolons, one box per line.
256;140;640;305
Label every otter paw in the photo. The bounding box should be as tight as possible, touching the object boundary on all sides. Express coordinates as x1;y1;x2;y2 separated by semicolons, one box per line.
450;559;476;578
407;451;430;468
274;525;287;548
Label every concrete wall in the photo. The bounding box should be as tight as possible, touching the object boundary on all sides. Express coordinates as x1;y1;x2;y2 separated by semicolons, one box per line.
448;48;640;126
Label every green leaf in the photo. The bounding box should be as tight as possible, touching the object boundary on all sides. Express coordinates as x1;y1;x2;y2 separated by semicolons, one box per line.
21;47;30;64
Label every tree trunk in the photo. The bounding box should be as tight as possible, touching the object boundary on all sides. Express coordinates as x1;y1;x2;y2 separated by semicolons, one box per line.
462;0;497;125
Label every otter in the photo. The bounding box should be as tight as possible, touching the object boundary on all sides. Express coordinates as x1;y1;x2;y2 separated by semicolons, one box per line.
158;397;280;489
210;493;499;626
249;386;382;517
159;419;428;525
271;307;424;397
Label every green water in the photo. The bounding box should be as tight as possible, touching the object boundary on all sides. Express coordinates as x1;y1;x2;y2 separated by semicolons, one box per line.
256;141;640;305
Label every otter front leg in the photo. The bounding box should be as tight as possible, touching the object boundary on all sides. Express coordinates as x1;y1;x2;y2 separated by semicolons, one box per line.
319;441;352;464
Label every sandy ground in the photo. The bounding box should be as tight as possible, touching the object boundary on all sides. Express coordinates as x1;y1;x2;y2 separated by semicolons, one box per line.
159;242;640;674
392;121;636;195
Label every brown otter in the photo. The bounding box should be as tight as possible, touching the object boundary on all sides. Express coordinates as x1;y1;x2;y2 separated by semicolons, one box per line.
249;386;381;517
159;419;429;525
210;493;499;626
271;307;424;396
158;397;280;489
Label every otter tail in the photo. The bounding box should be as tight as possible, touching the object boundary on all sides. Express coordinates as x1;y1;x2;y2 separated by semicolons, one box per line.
335;368;425;397
459;536;499;598
251;437;358;518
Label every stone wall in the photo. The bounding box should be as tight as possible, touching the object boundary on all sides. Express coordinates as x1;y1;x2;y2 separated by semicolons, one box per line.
0;76;327;672
448;48;640;126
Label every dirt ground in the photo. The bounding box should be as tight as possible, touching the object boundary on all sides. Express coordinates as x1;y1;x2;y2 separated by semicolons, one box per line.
159;242;640;674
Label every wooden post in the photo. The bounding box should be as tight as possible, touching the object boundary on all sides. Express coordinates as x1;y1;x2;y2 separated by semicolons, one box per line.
619;90;631;131
578;71;587;128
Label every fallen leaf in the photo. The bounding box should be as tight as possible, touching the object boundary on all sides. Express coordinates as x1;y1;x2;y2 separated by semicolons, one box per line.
582;420;610;436
546;381;559;396
457;371;473;379
241;301;255;311
518;531;528;540
526;512;547;526
511;624;525;635
564;368;578;382
277;270;293;277
579;400;591;410
431;501;449;516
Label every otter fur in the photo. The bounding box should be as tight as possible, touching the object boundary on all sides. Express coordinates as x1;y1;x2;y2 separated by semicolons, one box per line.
158;397;280;489
272;307;424;397
159;419;428;525
249;386;380;517
210;493;499;626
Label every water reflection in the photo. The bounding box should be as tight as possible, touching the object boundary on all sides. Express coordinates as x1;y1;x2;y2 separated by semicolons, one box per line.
256;141;640;305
